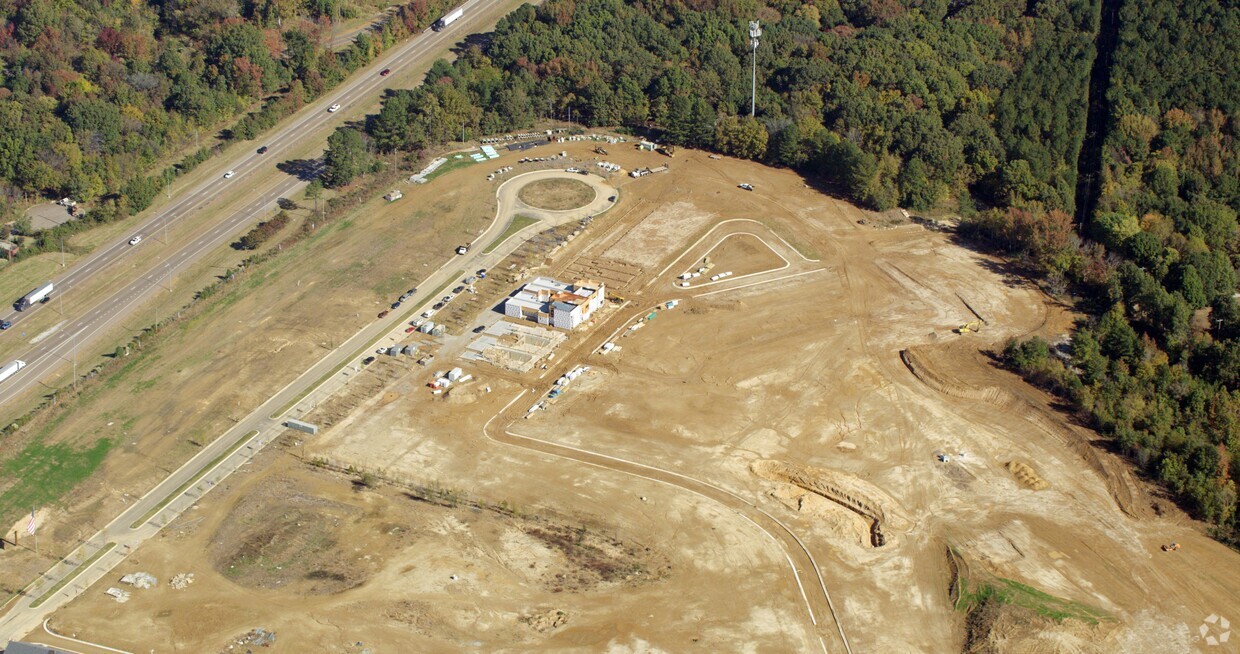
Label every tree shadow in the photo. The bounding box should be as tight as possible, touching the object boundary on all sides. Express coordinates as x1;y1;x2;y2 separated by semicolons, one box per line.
277;159;324;182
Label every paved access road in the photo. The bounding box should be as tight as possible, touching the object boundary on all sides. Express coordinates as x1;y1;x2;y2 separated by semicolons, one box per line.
0;171;616;643
0;0;512;411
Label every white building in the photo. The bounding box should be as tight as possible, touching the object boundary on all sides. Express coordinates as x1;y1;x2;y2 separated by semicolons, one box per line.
504;277;605;330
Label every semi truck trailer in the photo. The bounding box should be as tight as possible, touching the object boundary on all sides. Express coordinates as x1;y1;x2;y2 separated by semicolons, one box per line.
433;7;464;30
14;281;53;311
0;360;26;384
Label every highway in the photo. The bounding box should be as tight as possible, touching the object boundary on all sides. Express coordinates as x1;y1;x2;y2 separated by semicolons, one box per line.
0;171;615;642
0;0;511;411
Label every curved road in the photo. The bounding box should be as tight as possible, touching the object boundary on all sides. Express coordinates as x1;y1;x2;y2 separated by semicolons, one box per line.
0;171;615;643
0;0;515;410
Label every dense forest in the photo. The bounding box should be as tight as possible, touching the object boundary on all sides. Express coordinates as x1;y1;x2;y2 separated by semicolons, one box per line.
0;0;455;250
341;0;1238;542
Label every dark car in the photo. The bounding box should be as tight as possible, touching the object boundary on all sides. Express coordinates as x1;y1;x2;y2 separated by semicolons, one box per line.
452;285;465;294
391;301;402;309
433;302;445;310
378;310;390;318
0;320;10;330
362;356;376;365
380;68;392;76
472;325;486;334
406;287;417;295
257;146;268;154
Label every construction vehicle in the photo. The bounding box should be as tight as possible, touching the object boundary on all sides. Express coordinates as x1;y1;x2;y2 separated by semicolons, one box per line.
1161;542;1180;552
456;242;471;255
954;321;982;334
659;144;676;157
593;146;608;155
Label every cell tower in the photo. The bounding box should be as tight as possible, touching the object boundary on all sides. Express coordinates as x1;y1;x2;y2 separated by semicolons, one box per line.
749;20;762;117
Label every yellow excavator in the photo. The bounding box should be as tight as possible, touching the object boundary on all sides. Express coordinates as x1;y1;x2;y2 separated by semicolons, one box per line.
954;321;983;334
659;144;676;157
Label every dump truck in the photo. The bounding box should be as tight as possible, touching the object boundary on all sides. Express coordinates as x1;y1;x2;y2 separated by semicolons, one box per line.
14;281;53;311
433;7;464;30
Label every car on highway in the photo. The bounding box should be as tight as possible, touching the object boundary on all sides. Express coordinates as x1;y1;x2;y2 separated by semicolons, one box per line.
362;356;375;365
380;68;392;76
378;309;390;318
257;146;269;154
224;170;235;178
405;326;417;333
0;321;11;330
328;103;342;113
472;325;486;334
128;235;142;246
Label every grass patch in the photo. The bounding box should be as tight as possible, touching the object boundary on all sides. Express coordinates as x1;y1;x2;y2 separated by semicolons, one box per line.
517;178;595;210
954;574;1111;625
268;272;463;420
29;542;116;608
424;155;477;182
483;215;540;254
129;430;257;529
0;438;114;525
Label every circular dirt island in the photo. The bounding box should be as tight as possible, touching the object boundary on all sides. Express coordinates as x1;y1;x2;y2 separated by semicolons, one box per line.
517;178;596;211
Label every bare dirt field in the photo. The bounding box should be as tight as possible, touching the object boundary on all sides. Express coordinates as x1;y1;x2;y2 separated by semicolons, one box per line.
517;178;596;211
27;140;1240;653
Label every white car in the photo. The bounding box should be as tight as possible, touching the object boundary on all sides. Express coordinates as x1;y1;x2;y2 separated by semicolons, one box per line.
565;167;580;173
223;170;235;178
738;183;753;191
328;103;342;113
128;235;142;246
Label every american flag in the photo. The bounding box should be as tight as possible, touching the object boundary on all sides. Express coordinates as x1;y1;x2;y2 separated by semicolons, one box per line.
25;509;36;536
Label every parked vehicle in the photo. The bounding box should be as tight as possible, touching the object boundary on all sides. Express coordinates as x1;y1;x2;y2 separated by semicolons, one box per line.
405;326;417;333
433;7;464;30
362;356;375;365
452;286;465;294
738;183;754;191
472;325;486;334
456;243;470;255
0;360;25;384
391;301;402;309
14;282;53;311
433;302;445;310
378;309;390;318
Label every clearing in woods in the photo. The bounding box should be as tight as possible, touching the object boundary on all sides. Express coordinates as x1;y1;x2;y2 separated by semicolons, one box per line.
29;142;1240;653
517;178;597;211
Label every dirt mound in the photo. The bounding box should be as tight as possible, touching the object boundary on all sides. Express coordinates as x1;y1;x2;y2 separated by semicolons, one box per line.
208;476;373;594
521;608;569;633
1006;461;1050;491
751;459;908;546
900;346;1008;404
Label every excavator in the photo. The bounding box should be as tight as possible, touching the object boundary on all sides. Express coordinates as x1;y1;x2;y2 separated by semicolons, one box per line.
659;144;677;157
954;321;983;334
593;146;608;155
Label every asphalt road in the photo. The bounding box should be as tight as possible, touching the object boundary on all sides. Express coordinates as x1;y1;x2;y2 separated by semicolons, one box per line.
0;171;615;642
0;0;509;411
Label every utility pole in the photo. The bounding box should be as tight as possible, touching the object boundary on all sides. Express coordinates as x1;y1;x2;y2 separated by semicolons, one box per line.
749;20;762;118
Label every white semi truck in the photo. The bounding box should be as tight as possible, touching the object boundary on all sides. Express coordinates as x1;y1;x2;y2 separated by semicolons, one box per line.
14;281;53;311
433;7;464;30
0;360;26;384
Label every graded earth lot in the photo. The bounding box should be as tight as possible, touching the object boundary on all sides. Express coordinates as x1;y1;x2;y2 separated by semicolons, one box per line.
29;142;1240;653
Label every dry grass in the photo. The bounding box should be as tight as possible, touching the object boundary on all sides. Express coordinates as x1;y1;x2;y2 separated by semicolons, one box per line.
518;178;595;210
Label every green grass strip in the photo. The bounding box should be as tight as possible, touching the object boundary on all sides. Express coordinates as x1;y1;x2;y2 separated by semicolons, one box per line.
424;155;477;182
129;430;257;529
30;542;116;608
269;272;463;419
483;215;540;254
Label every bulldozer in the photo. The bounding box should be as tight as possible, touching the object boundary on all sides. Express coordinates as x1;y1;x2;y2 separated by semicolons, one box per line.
658;144;676;157
954;321;983;334
593;146;609;155
1161;542;1181;552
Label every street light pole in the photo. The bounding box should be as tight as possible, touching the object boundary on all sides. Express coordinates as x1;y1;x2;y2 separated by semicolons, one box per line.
749;20;761;118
